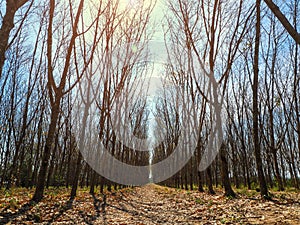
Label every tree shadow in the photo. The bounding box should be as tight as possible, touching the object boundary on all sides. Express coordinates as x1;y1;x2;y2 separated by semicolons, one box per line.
0;200;35;224
106;191;164;223
46;199;73;224
76;193;106;225
270;198;300;206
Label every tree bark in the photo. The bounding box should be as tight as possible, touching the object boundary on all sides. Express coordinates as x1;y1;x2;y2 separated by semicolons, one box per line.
197;171;204;192
206;166;215;194
32;99;61;201
70;99;90;199
220;143;236;197
0;0;29;77
263;0;300;45
253;0;270;199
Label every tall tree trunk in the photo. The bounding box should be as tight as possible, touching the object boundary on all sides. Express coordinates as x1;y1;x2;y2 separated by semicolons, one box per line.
253;0;270;199
220;143;236;197
206;166;215;194
197;171;204;192
70;99;90;199
32;99;61;201
89;170;97;195
213;78;235;197
269;109;284;190
292;1;300;160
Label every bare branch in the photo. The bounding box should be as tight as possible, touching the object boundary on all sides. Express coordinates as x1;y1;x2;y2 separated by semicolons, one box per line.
264;0;300;45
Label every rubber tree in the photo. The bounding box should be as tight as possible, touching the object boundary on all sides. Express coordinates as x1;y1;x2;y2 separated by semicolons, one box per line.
32;0;89;202
252;0;270;199
166;0;253;197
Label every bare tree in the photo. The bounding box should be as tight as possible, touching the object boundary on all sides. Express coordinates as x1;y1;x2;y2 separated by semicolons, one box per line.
253;0;270;199
166;0;253;197
32;0;93;202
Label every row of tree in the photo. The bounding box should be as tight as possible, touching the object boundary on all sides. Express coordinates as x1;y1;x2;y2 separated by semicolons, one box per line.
0;0;299;202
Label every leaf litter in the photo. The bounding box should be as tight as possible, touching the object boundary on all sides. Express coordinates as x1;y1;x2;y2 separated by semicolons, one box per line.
0;184;299;224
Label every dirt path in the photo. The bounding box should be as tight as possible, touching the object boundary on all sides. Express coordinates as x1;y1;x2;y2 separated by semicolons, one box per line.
104;184;194;224
1;184;300;224
103;184;300;225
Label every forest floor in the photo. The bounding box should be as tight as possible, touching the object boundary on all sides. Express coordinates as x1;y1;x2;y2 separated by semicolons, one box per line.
0;184;299;224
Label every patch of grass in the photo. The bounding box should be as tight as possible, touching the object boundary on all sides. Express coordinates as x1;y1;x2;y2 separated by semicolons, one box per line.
121;187;134;193
176;188;182;193
226;195;235;200
80;186;90;192
220;218;226;224
9;197;18;209
195;198;205;204
221;215;242;224
236;187;257;198
207;200;214;207
284;186;300;193
5;191;11;198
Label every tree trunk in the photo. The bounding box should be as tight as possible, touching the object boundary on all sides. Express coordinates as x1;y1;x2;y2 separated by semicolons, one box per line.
32;99;61;202
270;111;284;190
220;143;236;197
70;153;82;199
90;170;97;195
263;0;300;45
206;166;215;195
197;171;204;192
70;100;90;199
253;0;270;199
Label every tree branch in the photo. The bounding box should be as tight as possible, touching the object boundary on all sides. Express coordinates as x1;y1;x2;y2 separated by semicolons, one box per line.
264;0;300;45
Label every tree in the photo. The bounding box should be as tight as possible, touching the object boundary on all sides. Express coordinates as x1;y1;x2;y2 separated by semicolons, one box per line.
32;0;89;202
253;0;270;199
166;0;253;197
69;0;107;199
